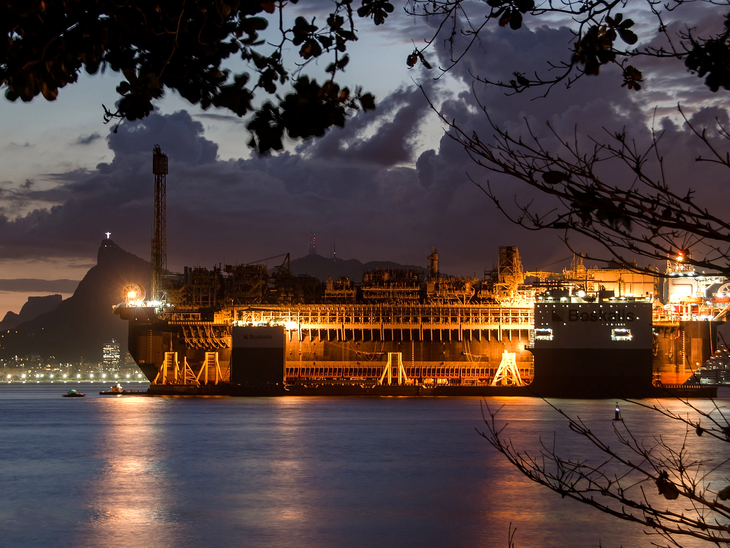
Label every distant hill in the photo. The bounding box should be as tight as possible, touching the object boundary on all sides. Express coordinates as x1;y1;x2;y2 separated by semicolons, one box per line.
0;239;150;362
0;294;63;330
289;254;427;282
2;244;428;362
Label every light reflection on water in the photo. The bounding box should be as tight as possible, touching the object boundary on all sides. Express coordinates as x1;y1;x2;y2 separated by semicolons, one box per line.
1;384;728;548
79;396;189;548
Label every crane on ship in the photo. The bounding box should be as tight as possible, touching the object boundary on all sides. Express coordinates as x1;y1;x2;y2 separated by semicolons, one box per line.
523;254;572;286
524;271;561;282
246;253;291;274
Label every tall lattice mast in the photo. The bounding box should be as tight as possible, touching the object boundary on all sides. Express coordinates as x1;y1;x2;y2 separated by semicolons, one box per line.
151;145;168;302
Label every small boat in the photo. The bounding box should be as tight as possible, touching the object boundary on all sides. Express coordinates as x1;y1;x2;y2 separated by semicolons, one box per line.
63;389;86;398
100;383;123;395
99;383;147;395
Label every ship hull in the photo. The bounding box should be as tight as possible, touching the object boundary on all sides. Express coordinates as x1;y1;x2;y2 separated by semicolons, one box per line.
122;321;714;398
529;348;654;398
120;301;717;398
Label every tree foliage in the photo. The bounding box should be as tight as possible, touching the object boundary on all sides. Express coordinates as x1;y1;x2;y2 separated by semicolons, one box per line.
407;0;730;95
0;0;392;153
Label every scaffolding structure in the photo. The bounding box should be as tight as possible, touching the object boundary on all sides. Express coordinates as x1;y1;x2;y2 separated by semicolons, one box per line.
491;351;524;386
197;352;225;385
153;352;199;386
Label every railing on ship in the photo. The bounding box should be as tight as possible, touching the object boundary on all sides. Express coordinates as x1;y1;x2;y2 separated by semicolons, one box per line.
284;364;534;386
229;303;534;330
160;304;535;347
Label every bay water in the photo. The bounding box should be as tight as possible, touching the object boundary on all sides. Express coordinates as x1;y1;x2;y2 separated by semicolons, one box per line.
2;384;729;548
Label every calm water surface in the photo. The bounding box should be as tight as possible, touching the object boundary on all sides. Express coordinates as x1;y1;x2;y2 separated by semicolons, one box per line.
2;384;729;548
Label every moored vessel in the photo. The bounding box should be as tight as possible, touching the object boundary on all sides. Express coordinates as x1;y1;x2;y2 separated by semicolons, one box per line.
114;245;724;398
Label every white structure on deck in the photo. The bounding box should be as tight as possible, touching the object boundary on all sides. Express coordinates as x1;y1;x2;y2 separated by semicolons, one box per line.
491;351;524;386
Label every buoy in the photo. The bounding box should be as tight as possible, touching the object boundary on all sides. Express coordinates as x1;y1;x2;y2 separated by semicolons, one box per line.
614;403;622;421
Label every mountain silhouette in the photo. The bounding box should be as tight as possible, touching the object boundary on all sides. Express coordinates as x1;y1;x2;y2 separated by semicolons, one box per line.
289;254;427;282
0;239;150;362
0;295;63;330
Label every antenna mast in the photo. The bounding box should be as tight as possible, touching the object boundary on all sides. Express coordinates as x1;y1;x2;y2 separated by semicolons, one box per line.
151;145;168;302
309;233;317;255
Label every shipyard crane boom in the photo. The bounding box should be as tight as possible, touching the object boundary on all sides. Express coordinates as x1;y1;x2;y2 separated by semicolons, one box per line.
524;271;560;281
247;253;291;274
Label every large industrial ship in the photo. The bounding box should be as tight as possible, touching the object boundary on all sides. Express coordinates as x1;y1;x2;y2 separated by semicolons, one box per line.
114;243;727;398
114;148;727;398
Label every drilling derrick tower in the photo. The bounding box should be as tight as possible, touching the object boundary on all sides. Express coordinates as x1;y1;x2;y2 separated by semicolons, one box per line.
151;145;168;302
498;246;524;287
496;246;528;304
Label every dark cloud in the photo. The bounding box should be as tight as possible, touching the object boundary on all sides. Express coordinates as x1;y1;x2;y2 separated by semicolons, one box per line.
416;149;435;189
0;279;79;292
74;132;102;146
194;112;246;125
0;106;521;275
301;85;432;166
107;110;219;165
401;13;730;268
0;113;223;260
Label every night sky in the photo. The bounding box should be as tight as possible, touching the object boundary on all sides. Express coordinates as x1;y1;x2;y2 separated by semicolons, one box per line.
0;1;726;317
